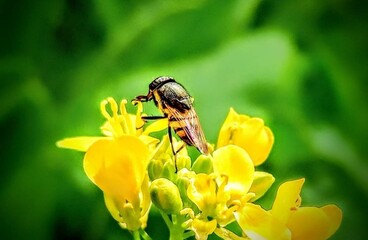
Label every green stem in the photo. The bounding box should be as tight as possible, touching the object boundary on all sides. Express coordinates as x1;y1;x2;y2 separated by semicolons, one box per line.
139;228;152;240
160;210;173;229
159;210;188;240
182;231;195;239
169;214;186;240
132;230;140;240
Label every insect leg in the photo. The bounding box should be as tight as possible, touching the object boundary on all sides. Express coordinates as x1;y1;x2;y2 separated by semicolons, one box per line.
136;116;167;130
167;125;179;172
141;116;167;120
174;142;186;155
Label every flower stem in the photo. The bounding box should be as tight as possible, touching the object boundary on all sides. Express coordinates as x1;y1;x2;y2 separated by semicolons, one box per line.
132;230;140;240
159;210;186;240
160;210;173;229
139;228;152;240
168;214;186;240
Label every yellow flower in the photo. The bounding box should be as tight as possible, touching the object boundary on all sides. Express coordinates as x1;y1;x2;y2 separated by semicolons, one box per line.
190;218;217;240
271;179;342;240
235;178;343;240
104;174;151;230
235;203;291;240
56;97;165;230
217;108;274;166
187;173;219;216
181;206;217;240
187;145;256;221
212;145;255;200
56;97;162;151
83;136;148;202
183;145;273;239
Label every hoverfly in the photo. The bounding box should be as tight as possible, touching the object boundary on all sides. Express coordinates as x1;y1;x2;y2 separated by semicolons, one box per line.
133;76;209;161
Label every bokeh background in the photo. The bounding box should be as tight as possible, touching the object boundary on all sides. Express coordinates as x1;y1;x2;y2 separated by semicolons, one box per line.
1;0;367;239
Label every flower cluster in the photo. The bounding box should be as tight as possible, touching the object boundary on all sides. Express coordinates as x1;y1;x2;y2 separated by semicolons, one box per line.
57;97;342;240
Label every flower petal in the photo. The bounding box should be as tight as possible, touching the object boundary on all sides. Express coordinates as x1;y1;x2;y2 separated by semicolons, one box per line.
233;118;274;166
187;173;217;214
217;108;240;148
249;171;275;201
191;218;217;240
217;108;274;166
213;145;254;197
287;207;331;240
321;204;343;239
56;136;108;152
271;178;305;225
83;136;149;202
143;118;168;135
235;203;291;240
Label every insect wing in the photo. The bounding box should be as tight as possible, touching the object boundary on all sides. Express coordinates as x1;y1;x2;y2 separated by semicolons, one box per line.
165;105;208;155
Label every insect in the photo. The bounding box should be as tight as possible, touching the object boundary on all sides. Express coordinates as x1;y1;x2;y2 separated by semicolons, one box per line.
133;76;209;160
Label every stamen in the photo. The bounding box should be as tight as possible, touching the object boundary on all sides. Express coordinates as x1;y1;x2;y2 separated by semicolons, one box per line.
120;99;128;115
135;101;145;135
100;97;124;137
180;208;195;219
100;99;112;120
118;99;131;135
121;99;136;135
217;174;229;198
227;204;240;213
295;196;302;208
107;97;119;118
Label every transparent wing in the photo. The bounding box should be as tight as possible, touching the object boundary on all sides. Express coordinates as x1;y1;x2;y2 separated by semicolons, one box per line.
165;104;208;155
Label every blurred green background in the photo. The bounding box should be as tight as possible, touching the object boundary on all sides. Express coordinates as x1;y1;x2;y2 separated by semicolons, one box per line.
1;0;367;239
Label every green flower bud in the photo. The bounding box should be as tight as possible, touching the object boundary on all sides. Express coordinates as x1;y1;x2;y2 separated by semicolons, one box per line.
150;178;183;214
162;161;176;180
148;159;163;180
176;155;191;171
192;154;213;174
177;174;190;204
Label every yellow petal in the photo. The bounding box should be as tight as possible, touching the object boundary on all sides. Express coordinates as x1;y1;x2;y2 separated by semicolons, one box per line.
233;118;274;166
139;135;160;147
191;218;217;240
143;118;168;135
104;193;125;223
216;108;274;166
217;108;240;148
187;173;217;214
214;227;245;240
139;174;151;229
271;178;305;225
321;205;343;239
287;207;331;240
56;136;108;152
83;136;149;202
249;171;275;201
213;145;254;197
235;203;291;240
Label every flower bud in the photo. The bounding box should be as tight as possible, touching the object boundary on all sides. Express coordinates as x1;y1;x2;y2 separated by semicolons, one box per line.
177;174;191;205
162;161;176;180
217;108;274;166
192;155;213;174
147;159;164;180
150;178;183;214
176;155;191;170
